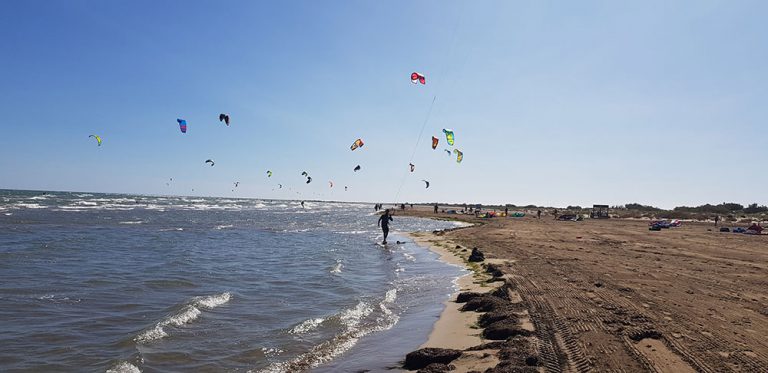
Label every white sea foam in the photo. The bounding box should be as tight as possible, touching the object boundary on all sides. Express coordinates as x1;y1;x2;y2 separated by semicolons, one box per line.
12;203;46;209
196;292;231;308
261;347;284;357
160;228;184;232
403;252;415;261
119;221;144;225
330;261;342;274
289;317;325;334
338;301;374;329
257;291;399;373
214;224;234;230
383;289;397;303
135;292;231;343
106;361;141;373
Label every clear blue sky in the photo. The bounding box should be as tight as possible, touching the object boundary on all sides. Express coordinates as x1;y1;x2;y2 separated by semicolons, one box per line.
1;1;766;208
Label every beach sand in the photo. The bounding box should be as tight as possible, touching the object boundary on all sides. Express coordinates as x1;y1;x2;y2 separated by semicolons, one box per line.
400;206;768;372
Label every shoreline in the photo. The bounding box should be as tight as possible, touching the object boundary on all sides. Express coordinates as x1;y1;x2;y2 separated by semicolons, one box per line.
403;227;519;372
394;206;768;372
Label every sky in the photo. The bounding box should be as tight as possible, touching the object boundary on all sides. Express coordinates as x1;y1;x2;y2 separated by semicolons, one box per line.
1;1;766;208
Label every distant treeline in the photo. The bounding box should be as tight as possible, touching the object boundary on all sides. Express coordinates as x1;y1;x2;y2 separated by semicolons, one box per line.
616;202;768;214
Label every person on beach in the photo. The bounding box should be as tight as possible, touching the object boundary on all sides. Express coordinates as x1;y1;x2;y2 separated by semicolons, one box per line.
537;209;542;219
504;206;508;217
553;209;558;220
378;209;393;244
714;215;720;226
301;201;305;208
434;203;438;214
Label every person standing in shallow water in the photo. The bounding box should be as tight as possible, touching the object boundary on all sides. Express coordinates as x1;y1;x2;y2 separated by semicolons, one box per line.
378;209;393;244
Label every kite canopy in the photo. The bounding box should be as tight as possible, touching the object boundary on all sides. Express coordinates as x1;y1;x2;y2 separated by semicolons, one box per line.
431;136;439;150
422;180;430;188
442;129;454;146
411;72;426;85
306;176;312;184
329;181;334;188
354;165;361;172
278;184;282;189
89;135;102;146
219;114;230;126
344;186;348;191
454;149;463;163
234;182;240;187
301;171;309;177
444;149;451;156
409;163;415;172
177;119;187;133
267;170;273;177
350;138;364;151
205;159;215;166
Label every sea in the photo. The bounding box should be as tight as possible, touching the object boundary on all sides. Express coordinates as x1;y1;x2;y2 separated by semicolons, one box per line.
0;190;467;372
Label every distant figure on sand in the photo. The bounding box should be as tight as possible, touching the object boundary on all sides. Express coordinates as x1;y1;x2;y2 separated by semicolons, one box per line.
434;203;438;214
301;201;305;208
504;207;508;217
714;215;720;226
553;209;558;220
401;203;406;210
537;210;542;219
378;209;393;244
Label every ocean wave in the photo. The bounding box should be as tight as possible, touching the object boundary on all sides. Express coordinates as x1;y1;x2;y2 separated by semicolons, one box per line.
289;317;325;335
214;224;234;230
336;230;367;235
119;221;145;225
134;292;231;343
159;228;184;232
257;291;399;373
330;261;342;274
12;203;46;209
106;361;141;373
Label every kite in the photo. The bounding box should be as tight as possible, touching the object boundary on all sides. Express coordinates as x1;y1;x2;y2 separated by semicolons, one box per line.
411;72;426;85
329;181;334;188
205;159;215;166
422;180;430;188
306;177;312;184
89;135;102;146
431;136;438;150
354;165;361;172
177;119;187;133
234;182;240;188
442;129;454;146
409;163;415;172
301;171;309;177
444;149;451;156
454;149;463;163
344;186;348;191
350;138;364;151
219;114;230;126
278;184;283;189
267;170;273;177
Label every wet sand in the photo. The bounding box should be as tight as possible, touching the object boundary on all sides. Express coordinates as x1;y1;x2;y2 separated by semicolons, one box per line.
401;207;768;372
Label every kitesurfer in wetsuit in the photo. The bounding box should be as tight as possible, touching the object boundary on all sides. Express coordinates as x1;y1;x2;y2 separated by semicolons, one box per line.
378;209;393;244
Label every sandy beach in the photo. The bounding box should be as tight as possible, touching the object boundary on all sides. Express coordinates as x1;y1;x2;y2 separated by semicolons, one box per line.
400;207;768;372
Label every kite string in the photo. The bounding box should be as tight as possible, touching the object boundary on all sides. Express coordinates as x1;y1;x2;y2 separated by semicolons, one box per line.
393;95;437;202
391;6;464;204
